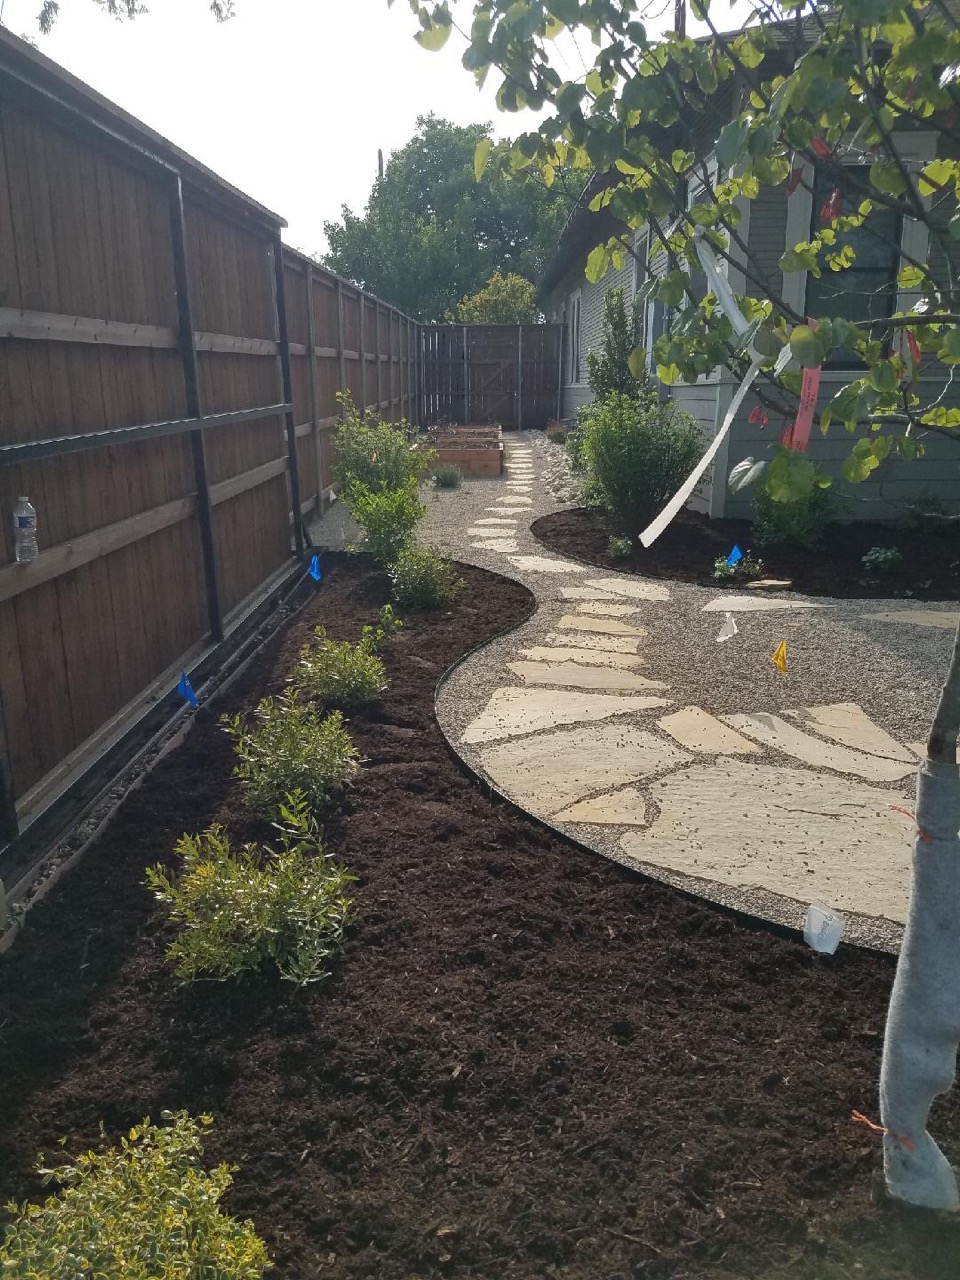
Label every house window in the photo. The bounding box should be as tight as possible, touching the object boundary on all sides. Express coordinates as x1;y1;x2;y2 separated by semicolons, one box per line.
569;291;582;384
805;165;901;365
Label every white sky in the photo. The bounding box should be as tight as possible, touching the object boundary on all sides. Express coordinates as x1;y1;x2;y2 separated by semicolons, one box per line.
0;0;747;257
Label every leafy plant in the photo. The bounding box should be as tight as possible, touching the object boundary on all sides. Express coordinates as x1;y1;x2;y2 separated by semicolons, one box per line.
580;394;705;538
0;1111;270;1279
433;463;463;489
334;394;432;498
607;535;633;560
223;693;359;821
713;550;765;581
292;628;388;709
752;486;838;552
389;545;463;608
566;421;587;473
146;792;354;986
586;287;653;403
547;426;568;445
862;546;904;577
362;604;403;651
347;482;425;564
450;271;538;324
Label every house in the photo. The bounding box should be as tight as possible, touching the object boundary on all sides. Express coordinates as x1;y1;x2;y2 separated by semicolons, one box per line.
537;33;960;523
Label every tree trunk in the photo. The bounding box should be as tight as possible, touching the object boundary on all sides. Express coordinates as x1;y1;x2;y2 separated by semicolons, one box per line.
879;618;960;1209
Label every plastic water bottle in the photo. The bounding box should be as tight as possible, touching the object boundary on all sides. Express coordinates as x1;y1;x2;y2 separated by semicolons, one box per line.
804;902;844;955
13;497;38;563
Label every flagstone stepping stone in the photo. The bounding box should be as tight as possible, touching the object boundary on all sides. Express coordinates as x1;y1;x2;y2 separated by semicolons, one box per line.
557;586;624;601
474;517;517;525
721;712;915;782
471;539;519;551
544;631;642;653
557;614;647;636
519;645;647;669
496;496;532;505
908;742;927;759
481;723;686;815
487;507;530;514
507;556;588;574
658;706;759;756
619;762;912;921
862;610;958;630
507;660;668;693
747;579;793;590
462;687;666;744
467;526;513;535
702;595;828;613
789;703;915;763
584;578;671;601
575;602;640;617
553;786;649;826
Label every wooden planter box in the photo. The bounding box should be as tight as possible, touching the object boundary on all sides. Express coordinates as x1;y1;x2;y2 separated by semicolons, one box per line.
427;425;504;477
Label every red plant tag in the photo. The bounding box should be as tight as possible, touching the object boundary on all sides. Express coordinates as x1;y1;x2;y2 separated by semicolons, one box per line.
811;137;832;159
820;188;842;222
748;405;769;427
907;332;921;368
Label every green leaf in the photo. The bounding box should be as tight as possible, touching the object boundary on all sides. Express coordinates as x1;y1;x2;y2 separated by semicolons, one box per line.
716;119;748;172
767;449;817;502
415;19;451;51
868;359;899;393
842;437;883;484
473;138;491;183
728;457;767;492
870;160;907;196
585;243;609;284
627;346;647;380
789;324;820;369
939;329;960;364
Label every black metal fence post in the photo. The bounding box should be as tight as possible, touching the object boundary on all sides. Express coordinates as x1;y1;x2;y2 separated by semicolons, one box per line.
271;238;304;557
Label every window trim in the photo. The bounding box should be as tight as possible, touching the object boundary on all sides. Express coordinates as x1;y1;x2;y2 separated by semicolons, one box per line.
568;288;583;386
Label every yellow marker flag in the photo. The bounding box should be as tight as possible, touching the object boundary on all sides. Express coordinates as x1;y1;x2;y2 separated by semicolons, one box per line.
771;640;787;674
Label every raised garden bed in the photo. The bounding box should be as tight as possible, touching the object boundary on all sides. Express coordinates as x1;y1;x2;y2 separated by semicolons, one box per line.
427;425;504;477
0;553;958;1278
532;506;960;602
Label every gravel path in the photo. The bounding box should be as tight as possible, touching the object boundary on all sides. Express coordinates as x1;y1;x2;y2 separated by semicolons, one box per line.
315;433;958;953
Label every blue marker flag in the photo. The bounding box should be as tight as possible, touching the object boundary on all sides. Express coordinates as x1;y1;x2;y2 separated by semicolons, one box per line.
727;544;744;567
178;671;199;709
308;553;322;582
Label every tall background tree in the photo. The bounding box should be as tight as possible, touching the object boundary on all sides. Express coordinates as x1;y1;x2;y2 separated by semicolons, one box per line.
323;114;577;320
450;270;539;322
396;0;960;1214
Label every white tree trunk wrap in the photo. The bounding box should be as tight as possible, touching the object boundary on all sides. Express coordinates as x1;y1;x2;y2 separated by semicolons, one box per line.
880;760;960;1210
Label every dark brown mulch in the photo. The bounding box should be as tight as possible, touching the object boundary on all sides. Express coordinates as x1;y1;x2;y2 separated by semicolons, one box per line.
0;553;958;1280
532;506;960;601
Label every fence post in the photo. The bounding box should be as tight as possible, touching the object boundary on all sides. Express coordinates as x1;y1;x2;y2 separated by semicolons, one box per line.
388;308;395;421
0;699;18;847
168;175;223;642
358;296;367;412
517;325;524;432
375;301;383;412
336;279;348;411
304;265;324;513
271;238;304;557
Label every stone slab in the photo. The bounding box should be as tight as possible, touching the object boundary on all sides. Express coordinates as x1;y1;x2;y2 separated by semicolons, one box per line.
519;645;647;669
722;712;915;782
790;702;915;763
496;496;532;505
557;614;647;636
474;517;517;525
507;660;668;693
862;610;959;630
507;556;588;574
553;786;648;826
487;507;531;514
702;595;828;613
481;723;688;815
471;539;519;551
462;686;664;744
544;631;642;653
557;587;623;602
584;577;671;601
658;706;760;756
619;762;912;921
574;601;640;617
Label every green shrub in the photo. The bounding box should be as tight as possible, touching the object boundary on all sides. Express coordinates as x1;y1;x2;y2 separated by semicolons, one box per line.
292;627;388;709
334;393;432;497
607;535;633;560
146;792;354;986
861;545;904;576
712;550;764;581
0;1111;271;1279
547;427;567;445
433;463;463;489
581;394;705;537
585;287;654;403
223;693;359;821
362;604;403;650
347;482;425;564
389;545;463;608
752;485;837;551
566;421;588;472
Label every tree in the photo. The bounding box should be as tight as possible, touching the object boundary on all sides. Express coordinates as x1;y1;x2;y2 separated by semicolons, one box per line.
396;0;960;1212
450;271;539;322
586;286;652;401
32;1;233;33
323;115;577;320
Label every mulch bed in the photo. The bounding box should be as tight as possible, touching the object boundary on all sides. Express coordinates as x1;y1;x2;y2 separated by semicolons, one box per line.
532;507;960;601
1;553;958;1279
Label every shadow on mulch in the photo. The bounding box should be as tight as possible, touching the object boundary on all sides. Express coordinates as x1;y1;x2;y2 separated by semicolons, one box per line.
0;552;958;1279
532;506;960;602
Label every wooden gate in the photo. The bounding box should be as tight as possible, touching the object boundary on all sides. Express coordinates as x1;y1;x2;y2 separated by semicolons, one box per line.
421;324;563;430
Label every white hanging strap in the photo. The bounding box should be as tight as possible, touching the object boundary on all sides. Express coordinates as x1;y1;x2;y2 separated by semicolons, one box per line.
639;233;787;549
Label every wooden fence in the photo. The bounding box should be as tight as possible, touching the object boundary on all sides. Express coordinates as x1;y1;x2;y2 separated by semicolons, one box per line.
0;29;418;847
420;324;564;430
